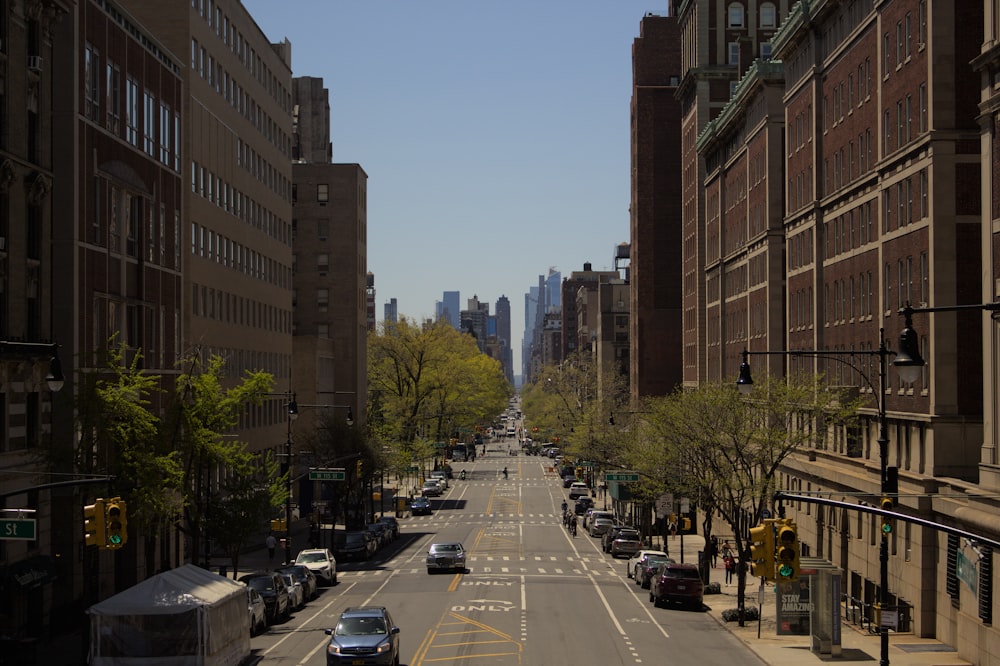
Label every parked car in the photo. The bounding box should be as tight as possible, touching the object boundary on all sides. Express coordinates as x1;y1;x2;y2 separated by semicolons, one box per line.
627;550;668;580
562;474;577;488
278;564;319;600
568;482;589;500
247;586;267;636
637;556;673;589
589;517;614;537
649;562;704;609
335;531;373;562
410;496;432;515
324;606;400;666
238;572;290;624
609;528;643;558
601;525;629;551
294;548;337;586
574;497;595;515
421;480;443;497
376;516;400;540
282;572;305;611
426;542;467;573
367;523;390;549
585;510;612;530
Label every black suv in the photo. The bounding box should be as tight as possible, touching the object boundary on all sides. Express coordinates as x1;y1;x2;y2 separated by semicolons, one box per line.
325;606;400;665
335;530;373;561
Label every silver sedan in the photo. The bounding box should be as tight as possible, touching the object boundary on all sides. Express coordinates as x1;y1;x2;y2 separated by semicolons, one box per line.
426;542;467;573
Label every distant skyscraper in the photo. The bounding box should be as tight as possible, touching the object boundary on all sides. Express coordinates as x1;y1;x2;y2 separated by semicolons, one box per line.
384;298;398;323
442;291;460;329
495;295;513;382
545;268;561;309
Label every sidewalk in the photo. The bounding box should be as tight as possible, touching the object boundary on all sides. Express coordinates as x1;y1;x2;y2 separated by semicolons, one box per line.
661;533;971;666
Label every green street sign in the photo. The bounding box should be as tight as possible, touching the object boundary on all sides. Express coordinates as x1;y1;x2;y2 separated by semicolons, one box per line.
309;468;346;481
1;519;37;540
605;472;640;483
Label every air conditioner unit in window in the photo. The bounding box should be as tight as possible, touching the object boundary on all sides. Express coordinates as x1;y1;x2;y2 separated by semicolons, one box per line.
28;55;43;71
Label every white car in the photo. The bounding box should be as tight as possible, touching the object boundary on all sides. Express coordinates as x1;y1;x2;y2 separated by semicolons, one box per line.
281;572;305;610
422;480;443;496
429;470;449;489
294;548;337;585
628;549;669;579
568;482;589;500
247;586;266;635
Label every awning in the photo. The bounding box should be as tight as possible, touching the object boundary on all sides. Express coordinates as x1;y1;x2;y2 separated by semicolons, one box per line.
5;555;58;589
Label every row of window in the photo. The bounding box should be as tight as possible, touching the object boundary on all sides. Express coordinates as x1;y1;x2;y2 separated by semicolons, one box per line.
824;129;874;196
92;296;180;372
92;183;182;272
190;281;292;336
727;2;778;30
191;37;291;165
789;287;813;331
883;85;928;156
823;58;872;132
190;159;290;245
83;45;181;172
191;0;292;114
190;222;291;290
825;200;875;259
883;4;927;79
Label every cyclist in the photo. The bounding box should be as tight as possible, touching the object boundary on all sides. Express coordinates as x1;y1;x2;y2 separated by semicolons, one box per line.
502;466;508;480
561;500;568;515
570;515;578;536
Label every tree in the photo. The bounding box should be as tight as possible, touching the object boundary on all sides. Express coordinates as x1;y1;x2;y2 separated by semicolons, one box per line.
368;318;509;456
166;352;283;567
631;372;858;625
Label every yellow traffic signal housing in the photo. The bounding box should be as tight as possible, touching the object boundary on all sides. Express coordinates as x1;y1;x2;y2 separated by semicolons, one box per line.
104;497;127;549
880;497;894;535
270;518;287;532
356;460;363;477
83;499;106;547
748;520;775;581
775;520;800;581
681;517;692;531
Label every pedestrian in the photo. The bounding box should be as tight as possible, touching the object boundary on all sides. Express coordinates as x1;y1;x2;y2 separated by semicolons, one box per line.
708;535;718;567
265;533;277;564
721;539;733;560
724;553;735;584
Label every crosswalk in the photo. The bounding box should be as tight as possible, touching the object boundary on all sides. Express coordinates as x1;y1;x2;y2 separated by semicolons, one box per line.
338;554;628;578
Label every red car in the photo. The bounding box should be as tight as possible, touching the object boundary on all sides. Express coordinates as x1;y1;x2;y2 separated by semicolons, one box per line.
649;562;704;610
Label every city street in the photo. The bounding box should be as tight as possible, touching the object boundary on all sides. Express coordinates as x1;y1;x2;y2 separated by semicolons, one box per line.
241;447;761;665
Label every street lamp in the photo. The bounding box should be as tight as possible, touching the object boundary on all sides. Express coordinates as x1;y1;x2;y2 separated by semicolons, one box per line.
738;328;897;666
284;393;298;564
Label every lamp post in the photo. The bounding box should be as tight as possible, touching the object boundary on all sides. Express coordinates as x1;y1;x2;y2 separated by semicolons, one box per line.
738;327;897;666
283;393;298;565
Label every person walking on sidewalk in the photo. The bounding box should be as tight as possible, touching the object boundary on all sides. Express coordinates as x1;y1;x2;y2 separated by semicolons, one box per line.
266;533;277;564
724;553;735;584
707;535;718;567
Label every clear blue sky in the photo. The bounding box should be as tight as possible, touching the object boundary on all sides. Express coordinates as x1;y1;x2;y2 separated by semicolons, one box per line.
242;0;666;372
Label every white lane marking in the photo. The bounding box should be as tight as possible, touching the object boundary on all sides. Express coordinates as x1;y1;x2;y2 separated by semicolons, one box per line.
260;581;360;657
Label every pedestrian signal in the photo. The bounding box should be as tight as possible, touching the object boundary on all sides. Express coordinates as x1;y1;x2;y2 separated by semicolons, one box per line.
775;520;799;581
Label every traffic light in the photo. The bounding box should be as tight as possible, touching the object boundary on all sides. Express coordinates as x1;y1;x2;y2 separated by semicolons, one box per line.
356;460;363;478
104;497;127;549
880;496;894;535
748;520;775;581
83;499;105;547
681;517;692;531
775;520;800;581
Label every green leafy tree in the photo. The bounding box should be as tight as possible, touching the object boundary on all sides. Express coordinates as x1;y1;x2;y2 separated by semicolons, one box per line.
631;372;858;624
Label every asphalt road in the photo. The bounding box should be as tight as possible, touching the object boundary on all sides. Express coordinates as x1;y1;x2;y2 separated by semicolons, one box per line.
245;449;763;665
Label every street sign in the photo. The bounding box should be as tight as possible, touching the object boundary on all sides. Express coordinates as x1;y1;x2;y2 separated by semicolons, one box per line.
655;493;674;517
605;472;640;482
1;519;37;540
309;468;346;481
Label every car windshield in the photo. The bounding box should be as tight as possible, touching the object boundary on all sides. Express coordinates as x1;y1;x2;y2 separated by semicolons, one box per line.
345;534;366;544
645;557;669;568
617;530;641;540
336;617;387;636
246;577;274;591
296;552;326;563
666;568;702;580
430;544;461;553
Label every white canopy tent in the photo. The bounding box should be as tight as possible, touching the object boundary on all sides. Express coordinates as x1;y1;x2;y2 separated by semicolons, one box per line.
87;564;250;666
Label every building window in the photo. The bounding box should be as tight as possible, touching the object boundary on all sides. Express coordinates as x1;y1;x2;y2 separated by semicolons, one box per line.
106;62;120;133
919;83;927;132
918;0;927;45
728;3;745;28
760;42;772;60
920;251;928;305
317;183;329;202
728;42;740;65
883;34;891;77
760;2;776;28
126;77;139;146
84;44;100;120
